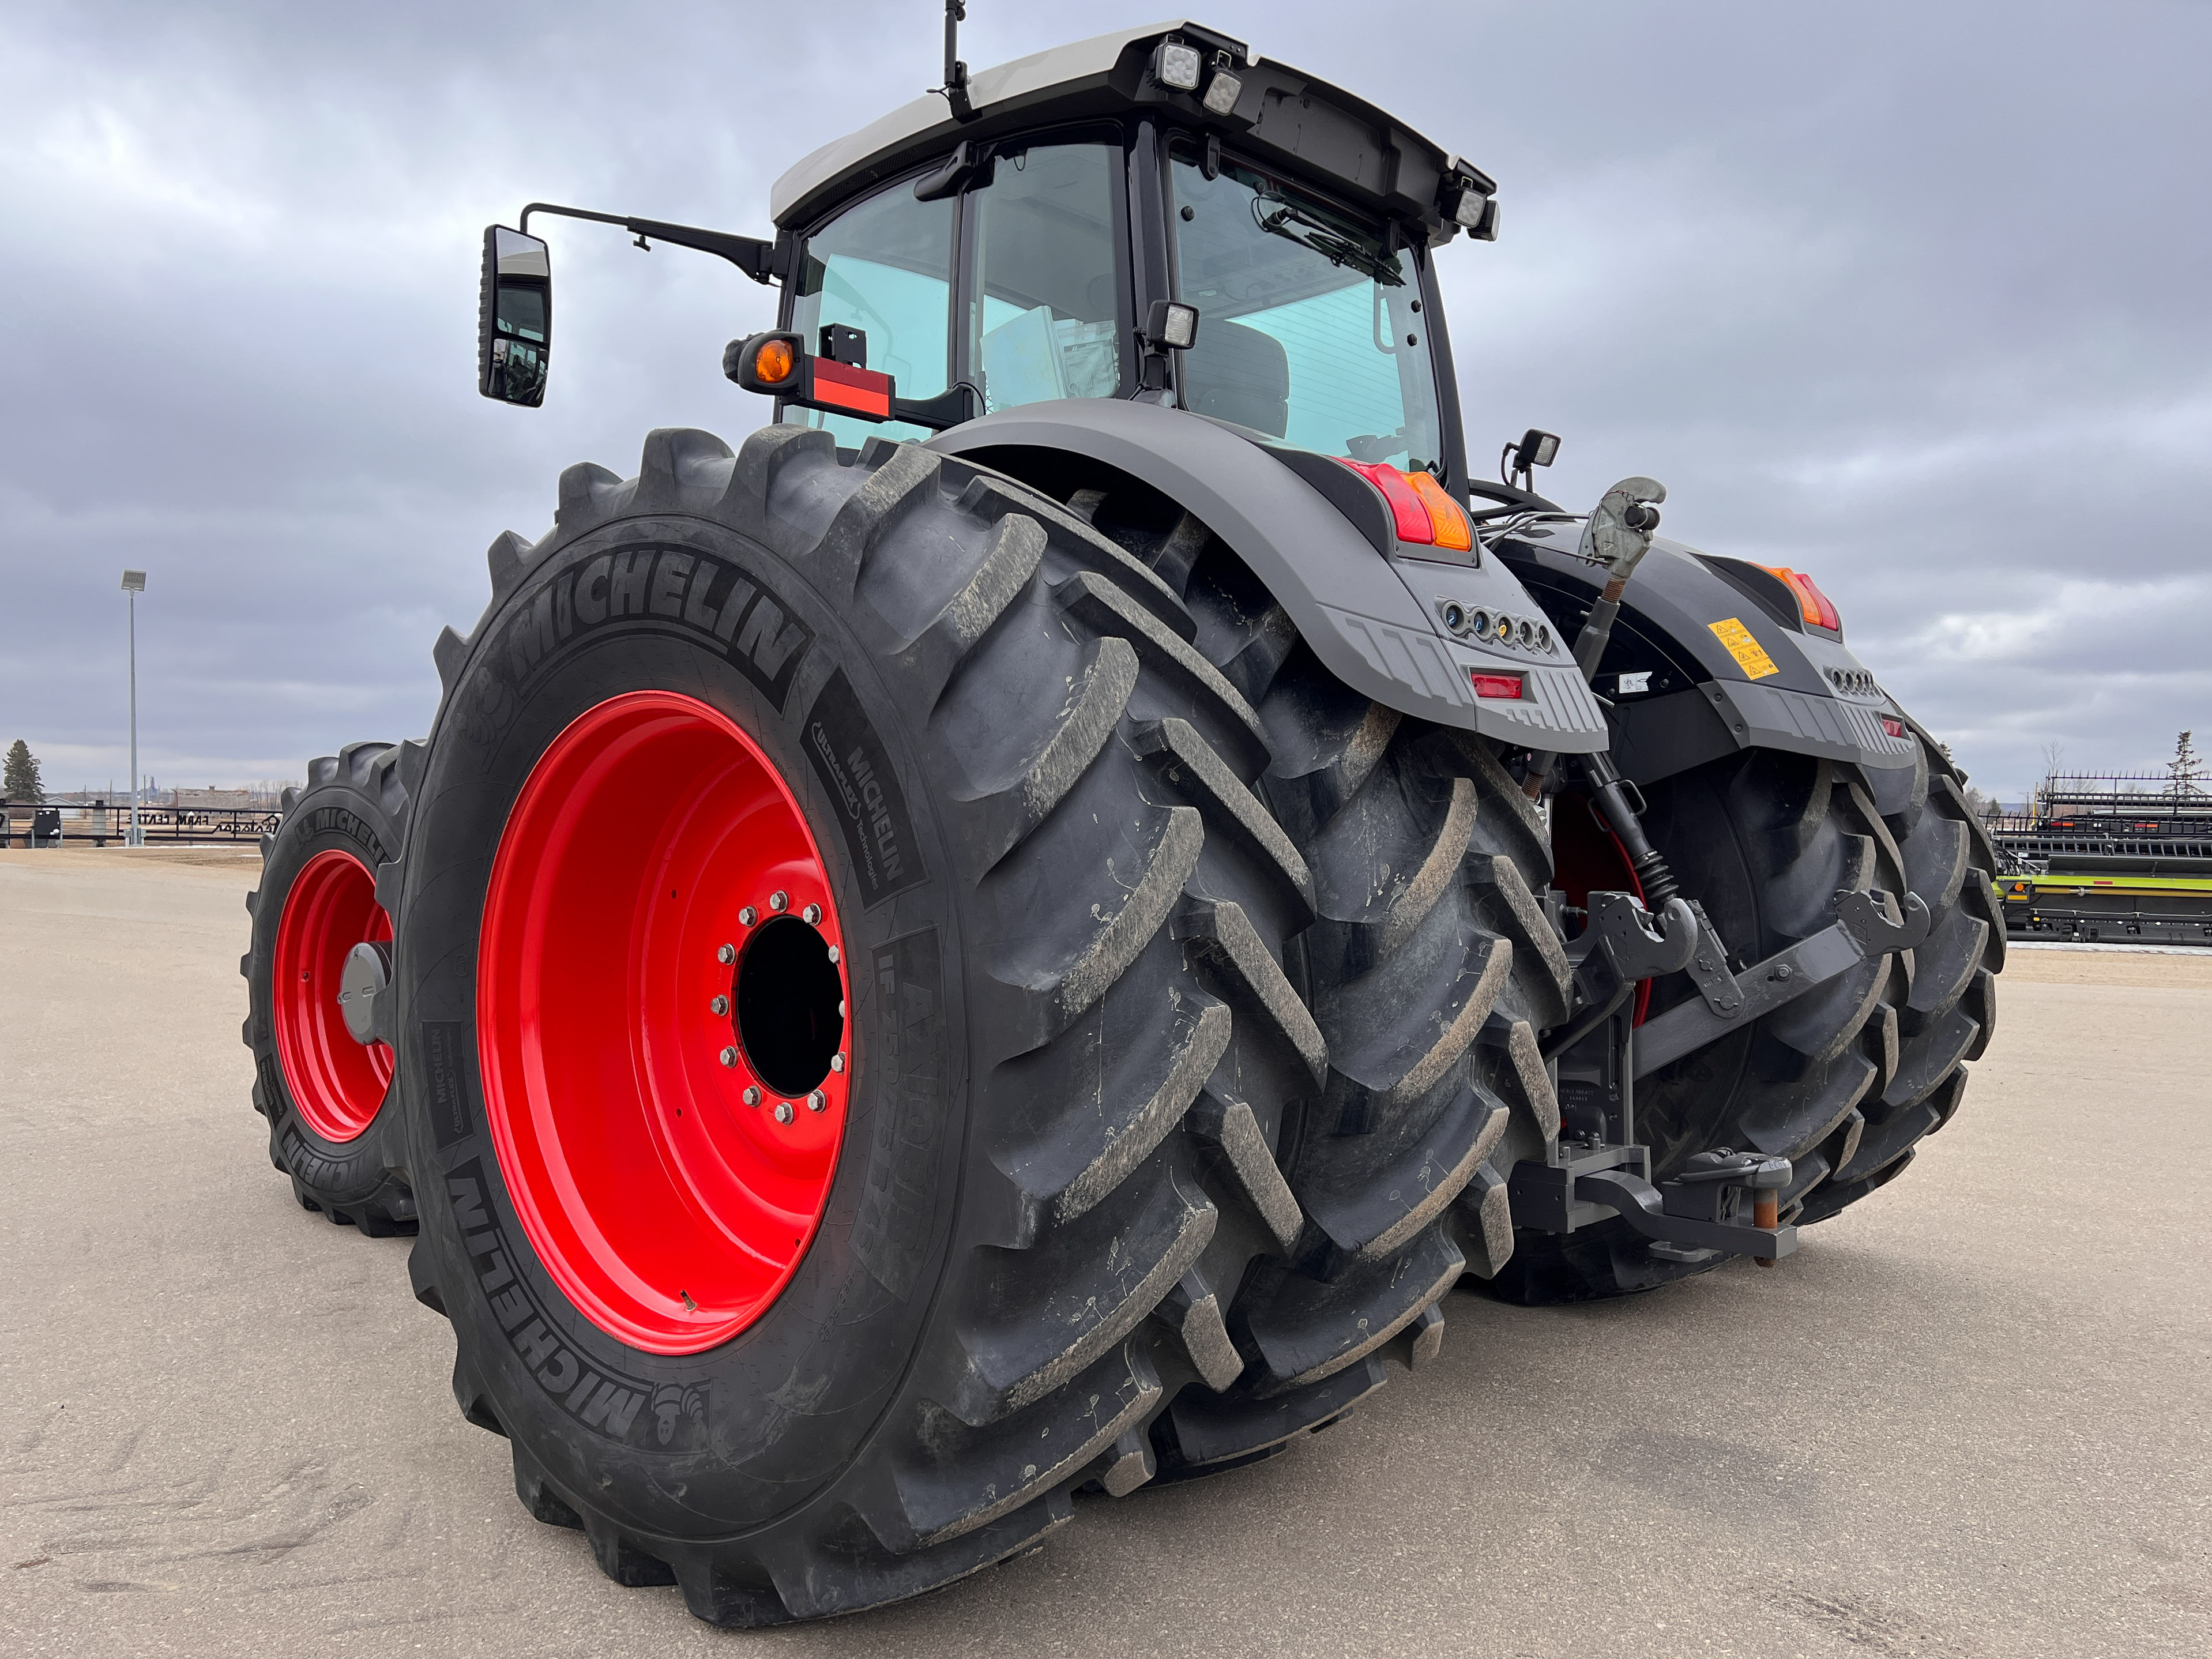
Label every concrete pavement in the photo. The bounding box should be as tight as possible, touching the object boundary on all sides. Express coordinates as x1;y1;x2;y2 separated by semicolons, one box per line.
3;848;2207;1657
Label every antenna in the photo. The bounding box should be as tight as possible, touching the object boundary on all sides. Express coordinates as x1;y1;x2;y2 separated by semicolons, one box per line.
941;1;975;121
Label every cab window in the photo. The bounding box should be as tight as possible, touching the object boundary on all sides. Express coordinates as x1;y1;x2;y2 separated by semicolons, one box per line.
785;183;955;445
1168;140;1443;471
967;142;1127;412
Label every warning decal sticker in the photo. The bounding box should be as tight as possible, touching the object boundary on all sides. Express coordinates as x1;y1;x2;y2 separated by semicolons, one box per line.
1707;617;1780;680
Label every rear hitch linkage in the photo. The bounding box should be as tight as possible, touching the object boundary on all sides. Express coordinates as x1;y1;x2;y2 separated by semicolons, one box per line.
1505;469;1936;1267
1513;878;1931;1266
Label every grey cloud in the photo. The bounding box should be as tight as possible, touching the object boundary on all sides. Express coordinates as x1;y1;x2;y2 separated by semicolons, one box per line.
2;0;2204;799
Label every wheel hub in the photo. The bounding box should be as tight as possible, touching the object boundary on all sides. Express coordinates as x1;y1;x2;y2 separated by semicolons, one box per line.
337;940;393;1045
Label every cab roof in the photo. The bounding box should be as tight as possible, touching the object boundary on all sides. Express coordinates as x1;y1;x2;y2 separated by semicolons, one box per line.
768;20;1494;241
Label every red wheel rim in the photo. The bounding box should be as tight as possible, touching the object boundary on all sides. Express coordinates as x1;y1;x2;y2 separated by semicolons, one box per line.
478;691;852;1355
273;848;394;1142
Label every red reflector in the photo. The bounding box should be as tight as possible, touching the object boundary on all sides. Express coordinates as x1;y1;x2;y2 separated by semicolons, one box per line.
1471;672;1524;700
1336;457;1435;544
810;358;894;419
1879;716;1905;738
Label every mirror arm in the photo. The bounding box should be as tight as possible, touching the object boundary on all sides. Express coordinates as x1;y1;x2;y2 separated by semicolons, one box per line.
518;202;781;285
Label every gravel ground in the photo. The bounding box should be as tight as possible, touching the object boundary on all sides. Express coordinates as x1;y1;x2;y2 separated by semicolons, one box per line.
3;848;2207;1657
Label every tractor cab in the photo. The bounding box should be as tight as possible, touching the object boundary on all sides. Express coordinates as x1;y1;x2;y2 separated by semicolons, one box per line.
480;23;1502;511
748;22;1495;495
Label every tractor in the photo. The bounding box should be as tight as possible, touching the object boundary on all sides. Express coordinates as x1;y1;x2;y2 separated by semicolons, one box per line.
239;14;2003;1624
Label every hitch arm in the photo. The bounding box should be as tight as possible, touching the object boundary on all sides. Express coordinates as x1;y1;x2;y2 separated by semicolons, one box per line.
1576;1167;1797;1261
1634;889;1932;1076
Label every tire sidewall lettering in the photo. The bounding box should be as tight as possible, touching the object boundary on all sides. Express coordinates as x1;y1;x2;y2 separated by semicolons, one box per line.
398;519;966;1532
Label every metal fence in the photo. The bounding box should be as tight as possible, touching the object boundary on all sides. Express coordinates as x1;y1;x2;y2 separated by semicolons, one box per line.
1;800;281;848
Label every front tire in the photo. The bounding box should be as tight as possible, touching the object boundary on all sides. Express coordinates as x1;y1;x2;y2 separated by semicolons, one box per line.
241;742;414;1234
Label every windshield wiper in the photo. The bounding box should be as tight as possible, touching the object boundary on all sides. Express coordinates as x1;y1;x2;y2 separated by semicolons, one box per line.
1250;193;1404;287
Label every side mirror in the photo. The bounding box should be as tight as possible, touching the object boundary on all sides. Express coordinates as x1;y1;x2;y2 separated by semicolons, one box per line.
479;226;551;406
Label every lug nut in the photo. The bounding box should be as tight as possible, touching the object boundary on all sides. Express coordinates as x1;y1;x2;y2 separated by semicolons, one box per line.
826;945;840;964
718;1047;739;1068
769;890;788;912
739;905;758;927
742;1085;761;1106
717;942;736;964
802;902;821;924
830;1053;845;1074
709;995;729;1016
806;1090;826;1113
774;1100;794;1124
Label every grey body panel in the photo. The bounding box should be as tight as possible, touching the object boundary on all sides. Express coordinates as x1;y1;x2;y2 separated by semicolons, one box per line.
1496;522;1916;781
929;400;1607;750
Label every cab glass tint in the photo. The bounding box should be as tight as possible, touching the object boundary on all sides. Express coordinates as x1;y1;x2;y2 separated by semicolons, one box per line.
966;142;1128;412
1168;139;1443;471
786;183;955;444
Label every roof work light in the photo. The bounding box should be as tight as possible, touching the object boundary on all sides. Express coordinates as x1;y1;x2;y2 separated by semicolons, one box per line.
1156;40;1202;90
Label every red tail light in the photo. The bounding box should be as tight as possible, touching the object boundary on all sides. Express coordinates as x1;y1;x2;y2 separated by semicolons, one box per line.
1337;458;1434;543
1470;672;1524;700
1880;716;1904;738
1756;564;1842;631
1796;572;1842;631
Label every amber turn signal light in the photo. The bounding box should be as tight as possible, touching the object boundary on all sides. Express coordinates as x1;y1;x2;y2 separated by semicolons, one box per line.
753;338;794;384
724;330;804;394
1405;471;1473;552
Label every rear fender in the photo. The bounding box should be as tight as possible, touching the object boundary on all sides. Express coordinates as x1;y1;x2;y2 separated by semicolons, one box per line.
1496;523;1917;787
927;399;1608;753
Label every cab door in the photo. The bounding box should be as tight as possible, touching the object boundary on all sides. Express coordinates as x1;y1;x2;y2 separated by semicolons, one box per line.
781;133;1135;445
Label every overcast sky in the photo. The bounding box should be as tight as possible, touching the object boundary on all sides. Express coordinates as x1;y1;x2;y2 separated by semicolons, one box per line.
2;0;2205;800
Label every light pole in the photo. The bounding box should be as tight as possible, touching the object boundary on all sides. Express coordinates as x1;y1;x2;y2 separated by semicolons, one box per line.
121;570;146;847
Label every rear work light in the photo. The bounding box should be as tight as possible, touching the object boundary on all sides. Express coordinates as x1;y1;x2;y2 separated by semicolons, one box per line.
1470;672;1524;700
1335;458;1474;552
1756;564;1843;632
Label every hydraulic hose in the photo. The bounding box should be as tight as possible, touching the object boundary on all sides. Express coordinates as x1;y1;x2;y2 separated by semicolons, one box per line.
1574;751;1680;909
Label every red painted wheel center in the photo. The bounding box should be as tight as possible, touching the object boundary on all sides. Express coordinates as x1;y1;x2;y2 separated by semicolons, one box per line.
273;847;394;1143
478;691;851;1355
